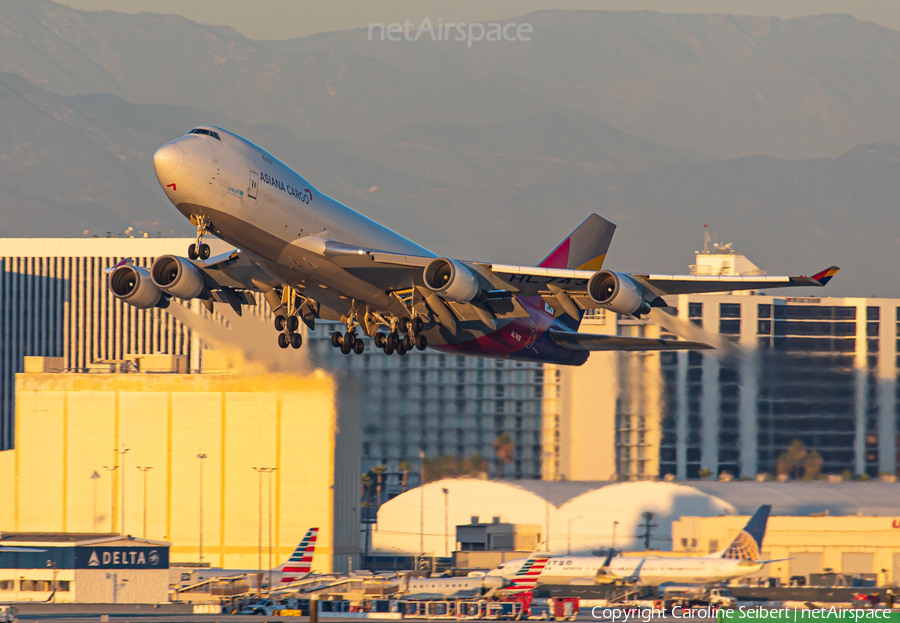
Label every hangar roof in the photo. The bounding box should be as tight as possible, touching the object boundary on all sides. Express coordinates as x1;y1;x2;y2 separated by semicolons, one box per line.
371;479;900;557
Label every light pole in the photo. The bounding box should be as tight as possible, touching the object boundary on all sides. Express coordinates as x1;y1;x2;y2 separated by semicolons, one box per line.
543;450;554;551
91;471;100;532
136;467;153;539
114;447;131;535
418;448;425;562
612;520;620;550
252;466;276;589
197;452;207;562
441;487;449;558
567;516;582;556
266;467;277;589
102;465;118;532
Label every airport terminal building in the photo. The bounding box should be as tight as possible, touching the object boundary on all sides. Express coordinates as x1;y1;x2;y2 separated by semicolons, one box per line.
0;533;170;603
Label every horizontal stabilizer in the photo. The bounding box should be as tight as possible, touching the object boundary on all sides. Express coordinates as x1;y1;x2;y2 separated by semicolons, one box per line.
548;330;712;352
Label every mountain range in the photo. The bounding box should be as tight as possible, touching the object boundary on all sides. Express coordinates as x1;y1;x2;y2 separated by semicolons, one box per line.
1;0;899;295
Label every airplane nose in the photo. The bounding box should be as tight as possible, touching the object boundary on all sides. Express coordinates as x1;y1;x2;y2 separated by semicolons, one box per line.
153;142;181;176
153;136;212;194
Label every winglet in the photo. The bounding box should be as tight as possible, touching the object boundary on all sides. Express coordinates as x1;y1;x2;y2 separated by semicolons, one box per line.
810;266;840;286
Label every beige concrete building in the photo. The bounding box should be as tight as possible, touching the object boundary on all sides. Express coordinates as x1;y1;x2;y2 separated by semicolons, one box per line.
673;513;900;586
558;310;665;481
0;358;361;573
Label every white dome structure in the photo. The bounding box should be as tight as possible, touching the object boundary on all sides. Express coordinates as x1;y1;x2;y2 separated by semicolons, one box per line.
370;479;734;556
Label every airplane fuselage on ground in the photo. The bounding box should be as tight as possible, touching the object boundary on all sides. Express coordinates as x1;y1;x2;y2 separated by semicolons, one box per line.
489;555;762;586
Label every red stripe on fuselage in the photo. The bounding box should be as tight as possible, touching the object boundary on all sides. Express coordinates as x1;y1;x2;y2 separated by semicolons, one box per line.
429;297;554;358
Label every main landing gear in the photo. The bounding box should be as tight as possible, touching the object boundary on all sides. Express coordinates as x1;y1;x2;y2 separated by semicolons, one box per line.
327;314;427;357
372;316;427;357
188;215;212;260
274;286;304;350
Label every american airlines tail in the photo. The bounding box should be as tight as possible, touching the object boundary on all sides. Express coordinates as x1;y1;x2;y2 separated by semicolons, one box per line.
719;505;771;561
279;527;319;583
507;552;550;592
537;214;617;331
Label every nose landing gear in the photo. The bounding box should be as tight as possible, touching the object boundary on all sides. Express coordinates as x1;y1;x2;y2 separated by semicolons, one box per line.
188;215;212;260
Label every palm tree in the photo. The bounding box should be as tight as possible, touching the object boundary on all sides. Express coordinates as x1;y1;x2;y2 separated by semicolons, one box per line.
398;460;411;493
372;465;387;507
492;433;514;479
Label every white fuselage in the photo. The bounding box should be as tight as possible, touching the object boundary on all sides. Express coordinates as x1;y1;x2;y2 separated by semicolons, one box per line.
402;575;505;597
489;555;762;587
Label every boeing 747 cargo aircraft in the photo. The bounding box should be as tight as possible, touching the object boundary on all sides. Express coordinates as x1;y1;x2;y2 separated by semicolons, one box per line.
107;126;838;365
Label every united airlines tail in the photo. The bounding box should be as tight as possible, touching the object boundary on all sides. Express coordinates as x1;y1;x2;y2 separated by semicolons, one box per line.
720;505;771;561
279;527;319;583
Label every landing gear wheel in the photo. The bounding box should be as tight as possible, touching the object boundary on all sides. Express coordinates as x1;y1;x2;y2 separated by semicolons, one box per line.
287;316;300;332
396;341;408;356
344;331;356;348
415;334;428;350
274;315;286;331
198;243;211;260
277;333;289;349
353;339;365;355
388;332;400;350
340;340;353;355
412;317;424;334
290;333;303;349
400;317;412;334
331;332;343;348
374;332;387;348
383;343;395;355
403;334;414;350
188;244;199;260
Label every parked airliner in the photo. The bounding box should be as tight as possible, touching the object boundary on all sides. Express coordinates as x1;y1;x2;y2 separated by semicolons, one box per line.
488;506;776;586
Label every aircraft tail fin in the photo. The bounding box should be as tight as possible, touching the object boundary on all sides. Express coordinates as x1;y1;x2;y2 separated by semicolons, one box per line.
508;551;550;592
280;527;318;583
721;505;771;561
538;214;616;272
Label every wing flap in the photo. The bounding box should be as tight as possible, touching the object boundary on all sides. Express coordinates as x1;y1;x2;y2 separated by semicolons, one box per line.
548;329;712;352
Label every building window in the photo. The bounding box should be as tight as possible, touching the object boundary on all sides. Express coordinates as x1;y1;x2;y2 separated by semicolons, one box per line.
0;580;13;591
758;304;772;319
708;540;719;554
867;307;880;321
720;303;741;318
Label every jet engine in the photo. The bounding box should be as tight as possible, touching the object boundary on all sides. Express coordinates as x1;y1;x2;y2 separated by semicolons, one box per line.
588;270;651;316
109;265;167;309
151;255;205;300
423;258;481;302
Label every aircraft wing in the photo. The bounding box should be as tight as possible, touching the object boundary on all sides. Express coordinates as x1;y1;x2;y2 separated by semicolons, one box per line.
548;330;712;352
342;245;838;299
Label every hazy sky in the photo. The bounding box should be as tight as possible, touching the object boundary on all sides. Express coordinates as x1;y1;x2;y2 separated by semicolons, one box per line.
54;0;900;40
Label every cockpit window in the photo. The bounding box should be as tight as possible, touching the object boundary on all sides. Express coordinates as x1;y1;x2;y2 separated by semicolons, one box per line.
188;128;220;140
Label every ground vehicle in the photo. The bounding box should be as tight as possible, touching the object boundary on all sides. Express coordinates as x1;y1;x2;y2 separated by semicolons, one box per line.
660;585;737;607
0;606;17;623
239;599;277;615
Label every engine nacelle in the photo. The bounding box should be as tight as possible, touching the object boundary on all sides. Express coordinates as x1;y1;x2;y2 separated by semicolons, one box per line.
587;270;651;316
109;265;166;309
423;258;481;302
151;255;205;300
